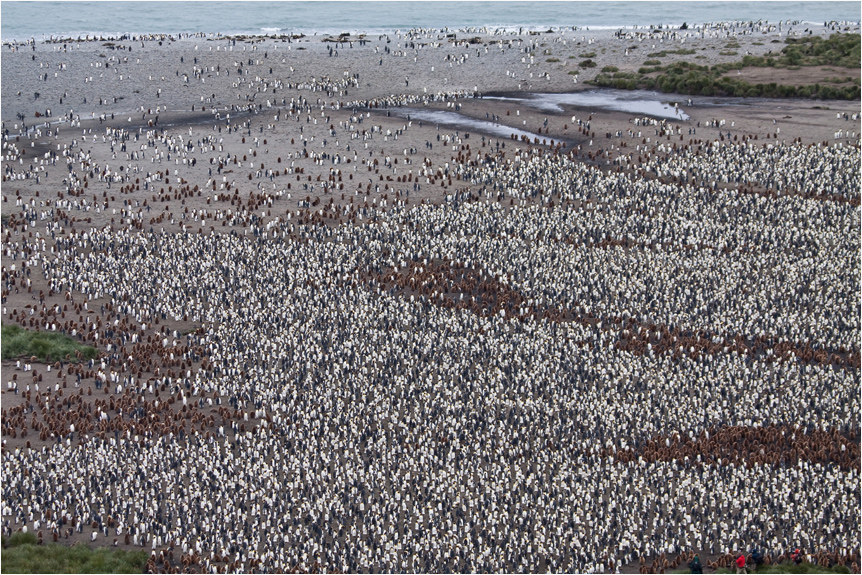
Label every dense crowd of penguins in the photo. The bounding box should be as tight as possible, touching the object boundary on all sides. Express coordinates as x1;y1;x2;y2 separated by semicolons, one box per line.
2;119;859;573
458;140;860;352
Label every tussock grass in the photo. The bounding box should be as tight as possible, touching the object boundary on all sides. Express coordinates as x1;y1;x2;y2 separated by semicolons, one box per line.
647;48;696;57
590;33;861;100
1;535;148;574
2;324;99;363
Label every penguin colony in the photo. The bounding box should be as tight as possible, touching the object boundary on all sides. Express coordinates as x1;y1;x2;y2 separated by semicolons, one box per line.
2;20;860;575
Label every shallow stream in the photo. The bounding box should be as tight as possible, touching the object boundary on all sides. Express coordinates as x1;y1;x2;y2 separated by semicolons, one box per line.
483;90;691;120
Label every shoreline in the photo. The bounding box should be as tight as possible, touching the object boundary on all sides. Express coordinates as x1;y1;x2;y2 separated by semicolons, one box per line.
4;25;859;139
4;15;859;46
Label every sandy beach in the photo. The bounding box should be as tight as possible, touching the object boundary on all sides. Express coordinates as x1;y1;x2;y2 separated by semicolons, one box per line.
1;18;860;574
2;23;859;220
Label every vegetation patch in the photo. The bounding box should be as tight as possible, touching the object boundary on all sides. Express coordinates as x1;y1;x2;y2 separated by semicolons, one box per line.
2;324;99;363
546;58;560;62
589;33;861;100
601;65;619;73
643;59;662;65
647;48;696;57
824;75;858;84
1;535;148;574
4;532;37;547
782;32;860;67
579;51;596;58
579;59;597;68
591;70;641;89
719;50;739;56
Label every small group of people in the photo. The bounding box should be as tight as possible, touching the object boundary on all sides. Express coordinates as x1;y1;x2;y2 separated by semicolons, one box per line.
687;546;803;574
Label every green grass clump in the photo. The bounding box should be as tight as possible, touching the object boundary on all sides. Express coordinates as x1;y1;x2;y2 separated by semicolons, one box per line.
2;324;99;363
1;535;148;574
601;65;619;73
579;59;597;68
783;32;860;67
5;532;38;547
589;33;861;100
647;48;696;57
643;59;662;65
715;561;851;574
546;57;560;62
611;72;640;79
720;50;739;56
579;51;596;58
733;33;860;69
591;71;640;89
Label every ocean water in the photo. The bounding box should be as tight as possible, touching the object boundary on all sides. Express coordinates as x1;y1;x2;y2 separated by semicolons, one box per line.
1;1;859;42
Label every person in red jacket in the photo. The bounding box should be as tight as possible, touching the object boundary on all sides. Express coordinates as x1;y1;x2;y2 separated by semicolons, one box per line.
736;553;747;574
